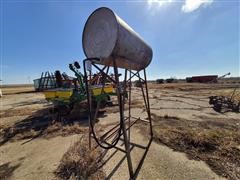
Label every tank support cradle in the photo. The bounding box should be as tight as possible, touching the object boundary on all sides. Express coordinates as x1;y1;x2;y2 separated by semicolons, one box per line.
83;58;153;179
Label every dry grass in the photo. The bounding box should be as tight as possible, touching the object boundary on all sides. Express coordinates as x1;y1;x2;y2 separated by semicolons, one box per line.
0;107;47;118
148;82;210;91
55;136;105;180
1;122;87;143
216;89;240;102
105;99;144;114
0;102;89;144
44;123;88;138
1;85;34;95
151;114;240;180
148;82;240;92
0;120;87;145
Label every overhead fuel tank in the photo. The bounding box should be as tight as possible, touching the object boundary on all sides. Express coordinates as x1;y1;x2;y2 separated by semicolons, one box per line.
82;7;153;71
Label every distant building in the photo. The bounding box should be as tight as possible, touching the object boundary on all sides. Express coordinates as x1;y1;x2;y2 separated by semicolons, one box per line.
186;75;218;83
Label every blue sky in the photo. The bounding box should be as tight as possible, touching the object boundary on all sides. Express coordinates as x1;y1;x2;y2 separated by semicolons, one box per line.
0;0;239;84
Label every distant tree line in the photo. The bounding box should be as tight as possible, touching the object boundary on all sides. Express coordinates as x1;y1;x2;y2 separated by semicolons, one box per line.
156;77;177;84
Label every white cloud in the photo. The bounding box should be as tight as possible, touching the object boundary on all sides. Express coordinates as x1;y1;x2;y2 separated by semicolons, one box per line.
146;0;214;14
147;0;172;9
182;0;214;13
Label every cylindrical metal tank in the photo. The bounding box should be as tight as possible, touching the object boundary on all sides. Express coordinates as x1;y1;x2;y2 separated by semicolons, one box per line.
82;7;153;71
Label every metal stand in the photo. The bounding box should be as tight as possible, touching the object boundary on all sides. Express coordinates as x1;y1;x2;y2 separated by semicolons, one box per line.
83;58;153;179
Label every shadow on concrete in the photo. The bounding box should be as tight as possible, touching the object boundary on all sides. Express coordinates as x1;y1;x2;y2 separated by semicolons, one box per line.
0;107;90;146
0;162;21;179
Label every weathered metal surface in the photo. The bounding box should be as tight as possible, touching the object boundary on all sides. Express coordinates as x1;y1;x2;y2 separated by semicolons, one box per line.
82;7;153;71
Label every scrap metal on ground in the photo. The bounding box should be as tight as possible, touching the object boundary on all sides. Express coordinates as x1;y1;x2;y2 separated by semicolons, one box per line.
209;89;240;113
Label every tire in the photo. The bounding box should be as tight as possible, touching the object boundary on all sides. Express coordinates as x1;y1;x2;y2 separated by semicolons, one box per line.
213;103;222;112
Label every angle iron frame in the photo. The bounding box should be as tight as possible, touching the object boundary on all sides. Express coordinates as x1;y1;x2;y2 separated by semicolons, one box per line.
83;58;153;179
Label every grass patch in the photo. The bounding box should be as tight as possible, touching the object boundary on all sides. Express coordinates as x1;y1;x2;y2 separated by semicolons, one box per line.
0;120;87;145
0;107;47;118
151;114;240;180
217;89;240;102
0;105;89;145
105;99;144;114
55;136;105;180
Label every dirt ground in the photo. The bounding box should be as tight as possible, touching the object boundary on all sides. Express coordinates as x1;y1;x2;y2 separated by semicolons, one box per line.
0;85;34;95
0;90;85;179
0;82;239;179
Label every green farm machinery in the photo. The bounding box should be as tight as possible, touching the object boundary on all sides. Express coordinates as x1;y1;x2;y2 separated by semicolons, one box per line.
43;61;116;117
